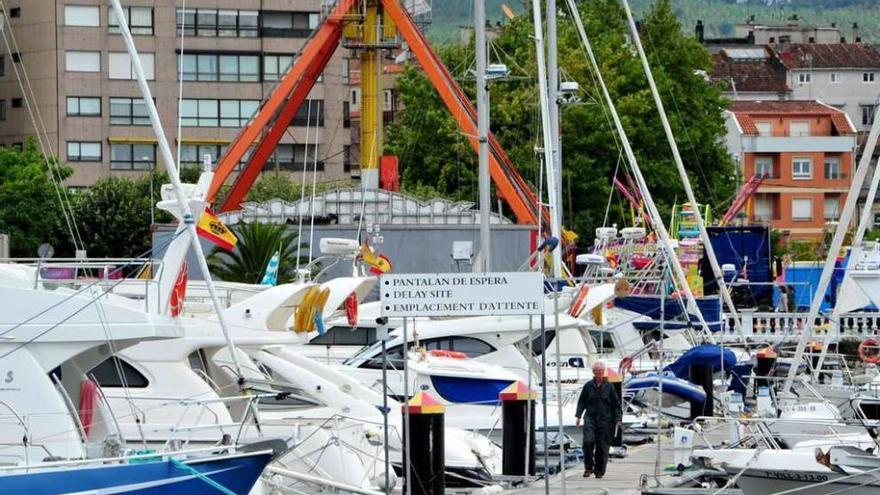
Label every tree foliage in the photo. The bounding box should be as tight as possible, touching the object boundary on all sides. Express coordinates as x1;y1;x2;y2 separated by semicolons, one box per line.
206;222;309;284
0;139;72;257
387;0;735;240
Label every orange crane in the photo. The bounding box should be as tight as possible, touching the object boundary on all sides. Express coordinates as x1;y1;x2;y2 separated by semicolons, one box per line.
207;0;545;227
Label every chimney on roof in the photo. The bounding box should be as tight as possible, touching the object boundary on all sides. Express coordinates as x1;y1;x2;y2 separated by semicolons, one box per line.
695;20;704;43
854;22;861;42
831;22;837;28
748;14;755;25
787;14;799;26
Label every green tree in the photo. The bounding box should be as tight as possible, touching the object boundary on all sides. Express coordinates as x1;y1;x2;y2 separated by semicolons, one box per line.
206;222;308;284
0;139;73;257
70;169;202;258
387;0;735;241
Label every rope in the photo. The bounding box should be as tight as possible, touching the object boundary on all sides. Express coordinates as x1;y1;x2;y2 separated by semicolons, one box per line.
169;457;238;495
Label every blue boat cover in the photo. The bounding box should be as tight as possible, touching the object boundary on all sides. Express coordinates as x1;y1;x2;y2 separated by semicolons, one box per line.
616;296;722;331
701;226;772;304
430;375;515;405
664;344;737;380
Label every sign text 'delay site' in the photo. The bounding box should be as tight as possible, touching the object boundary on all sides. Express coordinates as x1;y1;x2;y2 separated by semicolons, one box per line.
380;272;544;317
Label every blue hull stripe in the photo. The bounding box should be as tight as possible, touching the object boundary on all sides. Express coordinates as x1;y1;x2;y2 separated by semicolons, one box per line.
0;452;271;495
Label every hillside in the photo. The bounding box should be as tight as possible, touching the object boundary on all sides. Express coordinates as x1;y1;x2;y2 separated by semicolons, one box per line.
423;0;880;43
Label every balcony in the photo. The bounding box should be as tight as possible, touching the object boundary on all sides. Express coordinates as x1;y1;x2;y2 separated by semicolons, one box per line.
743;135;856;153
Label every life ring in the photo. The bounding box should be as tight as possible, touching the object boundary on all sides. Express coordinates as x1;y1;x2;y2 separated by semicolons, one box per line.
859;338;880;364
430;349;467;359
346;293;358;327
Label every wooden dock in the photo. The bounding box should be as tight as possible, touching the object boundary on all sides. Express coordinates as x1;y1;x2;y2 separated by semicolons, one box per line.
511;425;729;495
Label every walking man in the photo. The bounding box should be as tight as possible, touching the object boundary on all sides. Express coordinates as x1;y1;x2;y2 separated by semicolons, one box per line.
575;361;621;478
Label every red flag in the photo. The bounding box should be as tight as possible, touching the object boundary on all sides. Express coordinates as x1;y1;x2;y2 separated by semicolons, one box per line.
169;260;188;317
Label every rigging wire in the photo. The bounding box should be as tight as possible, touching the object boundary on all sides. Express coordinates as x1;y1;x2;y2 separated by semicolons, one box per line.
295;101;314;272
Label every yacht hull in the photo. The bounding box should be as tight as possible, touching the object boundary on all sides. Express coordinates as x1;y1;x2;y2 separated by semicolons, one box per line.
732;467;880;495
0;450;271;495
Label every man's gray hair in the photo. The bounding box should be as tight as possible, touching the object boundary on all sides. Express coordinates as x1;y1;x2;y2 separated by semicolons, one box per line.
592;361;606;371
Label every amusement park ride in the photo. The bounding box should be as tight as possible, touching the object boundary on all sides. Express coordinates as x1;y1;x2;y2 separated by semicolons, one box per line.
206;0;548;228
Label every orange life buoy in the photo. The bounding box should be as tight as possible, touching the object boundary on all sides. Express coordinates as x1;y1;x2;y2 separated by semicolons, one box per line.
619;356;633;376
346;293;358;328
859;338;880;364
430;349;467;359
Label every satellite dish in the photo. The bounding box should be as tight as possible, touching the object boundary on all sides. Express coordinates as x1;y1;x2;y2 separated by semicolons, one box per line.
37;243;55;259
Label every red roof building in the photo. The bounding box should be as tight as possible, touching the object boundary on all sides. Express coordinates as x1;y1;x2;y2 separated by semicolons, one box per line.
725;100;857;239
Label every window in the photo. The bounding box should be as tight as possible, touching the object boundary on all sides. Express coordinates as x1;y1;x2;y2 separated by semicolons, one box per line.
343;144;352;172
88;357;148;388
262;11;319;37
789;121;810;137
263;54;293;81
66;96;101;117
307;326;378;346
0;56;5;77
754;194;775;221
65;5;100;27
181;144;221;168
830;72;841;83
863;105;876;126
343;101;351;128
67;141;101;161
109;52;154;80
180;99;259;127
291;99;324;126
11;98;22;108
66;51;100;72
177;9;258;37
179;53;259;82
109;6;153;35
792;198;813;221
110;143;156;170
755;121;772;137
864;72;876;83
110;97;149;125
792;157;812;179
824;195;841;221
798;72;811;84
824;156;841;179
10;52;20;63
9;8;19;18
0;100;5;121
271;143;322;171
342;58;350;84
755;156;773;178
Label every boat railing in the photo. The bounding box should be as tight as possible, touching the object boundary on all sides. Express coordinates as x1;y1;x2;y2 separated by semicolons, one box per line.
0;401;59;465
718;310;880;342
692;415;876;451
4;257;164;312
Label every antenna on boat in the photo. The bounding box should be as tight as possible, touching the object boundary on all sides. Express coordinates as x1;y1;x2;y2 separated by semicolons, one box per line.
108;0;246;381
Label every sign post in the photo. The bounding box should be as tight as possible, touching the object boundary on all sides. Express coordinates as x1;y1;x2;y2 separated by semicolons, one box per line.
381;272;545;493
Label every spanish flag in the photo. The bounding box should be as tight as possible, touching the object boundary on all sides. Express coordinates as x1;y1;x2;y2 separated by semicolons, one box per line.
196;208;238;251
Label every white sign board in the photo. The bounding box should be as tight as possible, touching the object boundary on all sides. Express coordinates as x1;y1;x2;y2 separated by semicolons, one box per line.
380;272;544;317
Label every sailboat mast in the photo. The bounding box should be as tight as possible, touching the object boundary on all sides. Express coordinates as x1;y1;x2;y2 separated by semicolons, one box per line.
109;0;245;378
530;0;563;280
619;0;742;335
475;0;492;272
562;0;715;342
547;0;562;229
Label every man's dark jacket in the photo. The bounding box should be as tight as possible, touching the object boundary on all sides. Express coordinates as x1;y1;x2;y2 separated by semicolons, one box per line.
575;379;621;429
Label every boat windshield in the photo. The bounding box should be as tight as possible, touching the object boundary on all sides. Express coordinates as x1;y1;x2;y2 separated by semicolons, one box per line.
344;339;387;365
